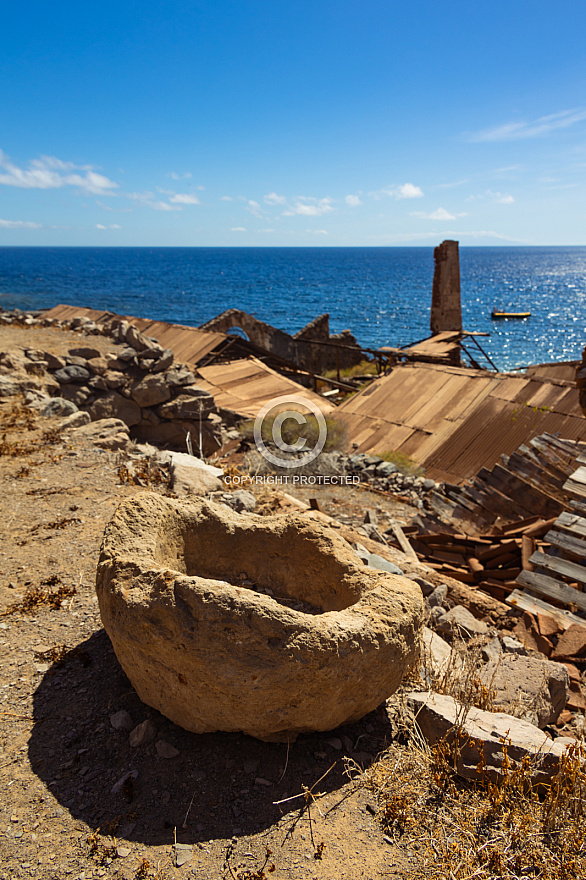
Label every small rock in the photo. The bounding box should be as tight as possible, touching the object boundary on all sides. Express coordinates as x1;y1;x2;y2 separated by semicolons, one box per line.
58;411;91;430
110;770;138;794
436;605;489;639
155;739;180;758
326;737;343;750
254;777;272;786
116;846;131;858
243;759;259;773
428;584;448;609
502;635;527;655
129;719;157;747
173;843;193;867
222;490;257;513
481;636;502;663
552;623;586;660
110;710;134;731
481;653;569;728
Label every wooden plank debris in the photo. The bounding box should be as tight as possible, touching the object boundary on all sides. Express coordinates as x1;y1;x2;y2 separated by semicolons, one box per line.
517;570;586;614
387;521;418;560
506;589;585;629
529;549;586;588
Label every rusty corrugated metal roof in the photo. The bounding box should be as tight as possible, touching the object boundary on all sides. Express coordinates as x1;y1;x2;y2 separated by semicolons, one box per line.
196;357;336;419
44;304;334;420
44;304;226;366
337;362;585;483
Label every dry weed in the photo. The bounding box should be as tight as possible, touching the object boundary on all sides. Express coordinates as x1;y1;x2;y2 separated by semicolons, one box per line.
363;735;586;879
1;576;76;616
118;456;171;489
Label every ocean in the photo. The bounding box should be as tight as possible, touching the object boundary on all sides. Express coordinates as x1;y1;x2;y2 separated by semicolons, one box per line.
0;246;585;372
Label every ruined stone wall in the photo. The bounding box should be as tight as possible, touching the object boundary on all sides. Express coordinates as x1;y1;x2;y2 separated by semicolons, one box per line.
201;309;364;374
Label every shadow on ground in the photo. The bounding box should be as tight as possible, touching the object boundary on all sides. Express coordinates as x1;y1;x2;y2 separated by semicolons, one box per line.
29;628;391;847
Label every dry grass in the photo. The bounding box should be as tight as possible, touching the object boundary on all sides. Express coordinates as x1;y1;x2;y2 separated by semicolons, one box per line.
1;575;76;616
368;633;586;879
363;734;586;879
239;413;348;453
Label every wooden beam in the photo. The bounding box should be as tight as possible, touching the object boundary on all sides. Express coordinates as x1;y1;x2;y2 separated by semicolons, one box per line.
555;510;586;540
387;522;418;561
506;589;585;629
529;549;586;588
517;569;586;613
545;528;586;560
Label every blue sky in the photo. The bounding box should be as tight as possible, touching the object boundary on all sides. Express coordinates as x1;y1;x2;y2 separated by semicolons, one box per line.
1;0;585;246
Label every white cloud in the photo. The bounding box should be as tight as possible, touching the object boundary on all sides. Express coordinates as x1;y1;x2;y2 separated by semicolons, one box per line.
396;183;424;199
370;183;424;200
490;191;514;204
345;194;362;206
95;223;121;230
468;109;586;142
169;193;200;205
221;195;233;201
127;191;181;211
264;192;287;205
466;190;515;205
247;200;264;218
169;171;192;180
0;150;119;195
285;197;333;216
231;227;247;232
0;218;42;228
411;207;467;220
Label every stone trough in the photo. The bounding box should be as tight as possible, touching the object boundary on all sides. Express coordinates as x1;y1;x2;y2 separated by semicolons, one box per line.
96;494;423;740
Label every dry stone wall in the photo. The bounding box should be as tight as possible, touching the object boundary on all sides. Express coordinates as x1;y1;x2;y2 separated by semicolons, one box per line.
0;309;222;455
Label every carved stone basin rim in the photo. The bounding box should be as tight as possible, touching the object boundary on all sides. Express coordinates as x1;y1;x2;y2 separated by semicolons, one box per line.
96;493;423;741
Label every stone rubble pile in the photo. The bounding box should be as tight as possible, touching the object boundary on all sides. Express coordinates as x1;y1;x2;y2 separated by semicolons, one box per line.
345;453;438;508
0;309;223;455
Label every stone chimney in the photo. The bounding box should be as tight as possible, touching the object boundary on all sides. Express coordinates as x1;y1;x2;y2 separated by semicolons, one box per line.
430;240;462;334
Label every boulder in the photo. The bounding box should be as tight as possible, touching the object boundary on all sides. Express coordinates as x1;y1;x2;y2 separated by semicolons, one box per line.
130;375;171;408
41;397;78;418
436;605;489;639
151;349;174;373
406;691;575;782
68;347;101;360
165;365;197;387
103;370;126;389
96;494;423;740
87;356;109;375
481;653;569;728
158;451;224;495
53;364;91;384
43;352;67;371
88;391;142;427
58;411;91;430
158;392;215;421
72;417;130;450
57;384;92;406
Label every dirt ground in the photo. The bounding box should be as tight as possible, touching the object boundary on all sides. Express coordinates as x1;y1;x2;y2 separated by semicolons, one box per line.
0;324;423;880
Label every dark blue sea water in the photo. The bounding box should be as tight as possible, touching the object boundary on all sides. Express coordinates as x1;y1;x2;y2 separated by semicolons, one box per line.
0;246;585;372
